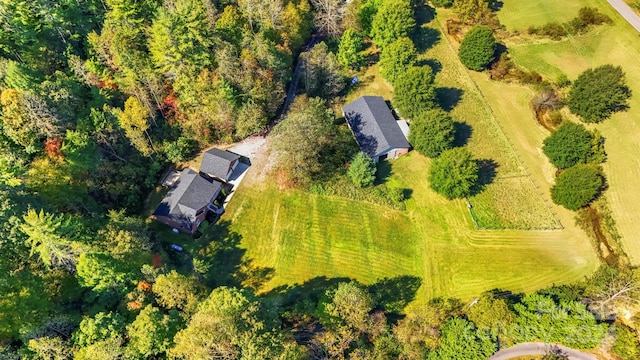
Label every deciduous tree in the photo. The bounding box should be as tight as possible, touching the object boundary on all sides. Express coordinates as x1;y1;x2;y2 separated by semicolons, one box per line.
271;96;335;185
409;109;456;158
371;0;415;48
393;66;437;119
542;122;604;169
458;25;496;71
428;147;478;199
379;37;417;85
568;65;631;123
550;164;603;211
115;97;154;157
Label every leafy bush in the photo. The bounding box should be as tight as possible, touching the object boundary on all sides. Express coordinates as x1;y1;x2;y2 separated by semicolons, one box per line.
540;22;567;40
428;147;478;199
393;66;436;119
458;25;497;71
347;152;376;187
542;122;602;169
613;324;640;360
568;65;631;123
551;164;604;210
408;109;456;158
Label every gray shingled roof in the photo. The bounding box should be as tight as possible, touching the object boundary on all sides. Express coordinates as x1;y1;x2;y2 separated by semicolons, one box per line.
200;148;241;179
153;168;222;229
342;96;410;158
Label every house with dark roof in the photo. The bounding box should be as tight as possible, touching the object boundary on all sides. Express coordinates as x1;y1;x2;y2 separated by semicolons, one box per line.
200;148;241;182
342;96;411;162
153;168;223;234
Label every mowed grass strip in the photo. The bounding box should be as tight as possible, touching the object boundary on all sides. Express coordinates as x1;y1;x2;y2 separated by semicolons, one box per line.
497;0;640;263
222;151;597;305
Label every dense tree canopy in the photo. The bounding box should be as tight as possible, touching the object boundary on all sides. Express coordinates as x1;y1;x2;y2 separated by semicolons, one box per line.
428;147;478;199
393;66;437;119
458;25;497;71
568;65;631;123
550;164;604;210
542;121;605;169
409;109;456;158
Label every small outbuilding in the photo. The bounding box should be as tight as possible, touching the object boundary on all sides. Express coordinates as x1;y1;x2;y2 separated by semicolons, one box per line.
342;96;411;162
200;148;241;182
153;168;223;234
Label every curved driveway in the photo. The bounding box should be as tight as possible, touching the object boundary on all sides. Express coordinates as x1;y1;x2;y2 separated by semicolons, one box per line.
608;0;640;32
489;342;598;360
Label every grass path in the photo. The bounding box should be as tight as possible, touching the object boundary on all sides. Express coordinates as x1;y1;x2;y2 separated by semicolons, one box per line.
496;0;640;264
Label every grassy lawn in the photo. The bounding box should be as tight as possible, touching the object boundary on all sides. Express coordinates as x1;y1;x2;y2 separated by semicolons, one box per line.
420;16;559;229
187;4;610;306
220;152;596;306
496;0;640;264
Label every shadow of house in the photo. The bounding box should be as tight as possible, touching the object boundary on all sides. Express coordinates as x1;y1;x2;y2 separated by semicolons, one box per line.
153;168;223;234
343;96;411;163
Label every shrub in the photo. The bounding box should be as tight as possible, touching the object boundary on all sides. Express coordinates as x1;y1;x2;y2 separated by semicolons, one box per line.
550;164;604;210
540;22;567;40
393;66;437;119
568;65;631;123
408;109;456;158
612;324;640;360
347;152;376;187
458;25;497;71
429;147;478;199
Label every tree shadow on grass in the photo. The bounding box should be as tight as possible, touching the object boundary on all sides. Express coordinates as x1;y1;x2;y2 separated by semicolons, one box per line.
367;275;422;314
412;26;441;53
453;121;473;147
437;87;464;111
375;159;392;185
203;220;275;291
470;159;499;196
418;58;442;75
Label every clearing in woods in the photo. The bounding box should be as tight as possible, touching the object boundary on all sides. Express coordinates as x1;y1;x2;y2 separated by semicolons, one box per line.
210;7;599;306
495;0;640;264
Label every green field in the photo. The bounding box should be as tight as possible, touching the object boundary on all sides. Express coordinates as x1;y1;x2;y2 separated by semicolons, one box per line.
222;153;596;306
196;3;623;306
495;0;640;264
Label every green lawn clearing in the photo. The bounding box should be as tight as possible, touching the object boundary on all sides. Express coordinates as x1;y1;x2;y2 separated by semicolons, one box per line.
496;0;640;264
220;152;596;306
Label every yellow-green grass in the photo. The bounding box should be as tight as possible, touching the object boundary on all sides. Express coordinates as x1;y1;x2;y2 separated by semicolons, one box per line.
222;152;597;307
496;0;640;264
420;19;558;229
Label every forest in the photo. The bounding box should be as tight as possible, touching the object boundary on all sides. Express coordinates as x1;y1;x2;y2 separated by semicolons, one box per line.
1;0;640;359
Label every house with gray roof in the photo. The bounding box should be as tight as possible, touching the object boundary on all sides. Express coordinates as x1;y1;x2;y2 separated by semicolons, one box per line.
342;96;411;162
200;148;241;182
153;168;223;234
